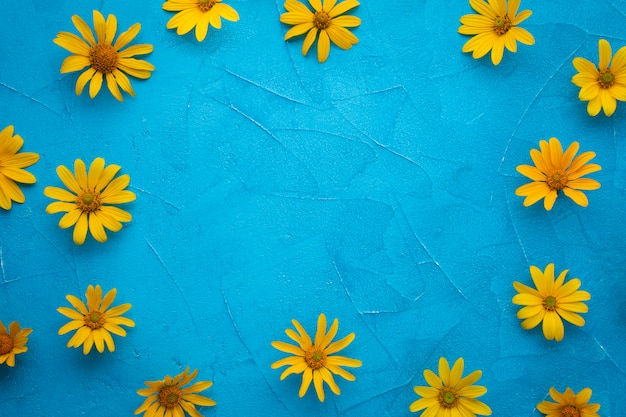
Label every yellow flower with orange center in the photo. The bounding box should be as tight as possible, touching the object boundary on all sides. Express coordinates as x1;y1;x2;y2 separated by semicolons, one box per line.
53;10;154;101
135;367;216;417
58;284;135;354
271;313;362;402
0;320;32;367
162;0;240;42
0;125;39;210
537;387;600;417
44;157;136;245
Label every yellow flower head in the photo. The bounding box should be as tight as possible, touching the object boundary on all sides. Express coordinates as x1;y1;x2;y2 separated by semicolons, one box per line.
0;320;32;367
53;10;154;101
513;264;590;342
271;313;362;402
572;39;626;117
459;0;534;65
515;137;601;211
162;0;240;42
44;157;136;245
537;387;601;417
410;357;491;416
135;367;216;417
0;125;39;210
58;284;134;354
280;0;361;63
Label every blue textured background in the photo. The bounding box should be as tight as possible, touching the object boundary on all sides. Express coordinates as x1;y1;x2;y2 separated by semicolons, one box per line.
1;0;625;416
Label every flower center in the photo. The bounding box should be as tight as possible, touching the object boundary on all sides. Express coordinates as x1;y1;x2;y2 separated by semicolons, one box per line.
77;190;102;213
89;43;118;74
314;11;331;30
158;385;182;408
0;334;14;355
494;15;512;35
561;405;581;417
546;169;568;190
304;346;327;369
439;387;459;408
84;310;106;329
599;70;615;88
543;296;557;311
198;0;217;12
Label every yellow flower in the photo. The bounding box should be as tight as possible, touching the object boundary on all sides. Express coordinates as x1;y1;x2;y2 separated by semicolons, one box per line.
458;0;534;65
53;10;154;101
572;39;626;117
271;313;362;402
44;157;136;245
537;387;601;417
0;320;32;367
515;137;601;210
162;0;240;42
0;125;39;210
135;367;216;417
512;264;590;342
280;0;361;63
410;357;492;416
58;284;134;354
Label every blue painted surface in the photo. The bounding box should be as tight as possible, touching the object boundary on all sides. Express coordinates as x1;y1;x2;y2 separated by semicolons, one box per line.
1;0;625;416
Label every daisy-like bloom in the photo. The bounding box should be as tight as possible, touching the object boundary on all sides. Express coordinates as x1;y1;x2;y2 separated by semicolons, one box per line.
459;0;534;65
515;137;601;210
271;313;362;402
0;125;39;210
537;387;600;417
53;10;154;101
162;0;240;42
135;367;216;417
0;320;32;367
44;157;136;245
280;0;361;63
57;284;135;354
513;264;590;342
572;39;626;117
410;357;492;417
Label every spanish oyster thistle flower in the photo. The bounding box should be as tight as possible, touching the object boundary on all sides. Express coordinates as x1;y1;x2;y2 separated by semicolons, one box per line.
458;0;534;65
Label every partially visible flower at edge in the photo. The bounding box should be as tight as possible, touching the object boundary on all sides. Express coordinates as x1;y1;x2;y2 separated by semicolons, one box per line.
410;357;492;416
572;38;626;117
280;0;361;63
515;137;601;210
135;367;216;417
162;0;240;42
44;157;136;245
537;387;600;417
0;125;39;210
458;0;534;65
53;10;154;101
0;320;32;367
271;313;362;402
57;284;135;354
512;264;590;342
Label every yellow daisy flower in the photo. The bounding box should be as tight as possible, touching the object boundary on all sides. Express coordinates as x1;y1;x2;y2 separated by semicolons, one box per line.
44;157;136;245
53;10;154;101
58;284;135;354
271;313;362;402
537;387;601;417
0;125;39;210
280;0;361;63
162;0;240;42
135;367;216;417
410;357;492;417
572;39;626;117
0;320;32;367
512;264;590;342
459;0;534;65
515;137;601;210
